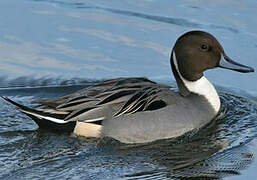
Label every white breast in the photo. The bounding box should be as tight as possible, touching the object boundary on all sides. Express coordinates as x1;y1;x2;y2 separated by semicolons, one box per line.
173;52;221;113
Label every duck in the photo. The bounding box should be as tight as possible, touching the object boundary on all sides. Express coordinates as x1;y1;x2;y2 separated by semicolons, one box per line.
2;31;254;144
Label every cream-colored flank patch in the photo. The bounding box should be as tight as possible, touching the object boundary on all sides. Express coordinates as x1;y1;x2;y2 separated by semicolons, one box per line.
73;122;102;137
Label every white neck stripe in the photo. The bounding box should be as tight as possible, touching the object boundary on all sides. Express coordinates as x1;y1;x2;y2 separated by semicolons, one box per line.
173;52;220;113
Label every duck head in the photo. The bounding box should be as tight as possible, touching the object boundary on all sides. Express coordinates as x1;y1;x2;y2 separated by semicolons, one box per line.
170;31;254;96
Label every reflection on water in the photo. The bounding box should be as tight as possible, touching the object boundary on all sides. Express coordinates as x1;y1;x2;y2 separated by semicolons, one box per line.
27;0;240;32
0;85;256;179
0;0;256;90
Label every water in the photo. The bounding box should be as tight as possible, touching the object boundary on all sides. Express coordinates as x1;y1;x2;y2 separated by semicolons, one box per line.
0;0;257;179
1;86;257;179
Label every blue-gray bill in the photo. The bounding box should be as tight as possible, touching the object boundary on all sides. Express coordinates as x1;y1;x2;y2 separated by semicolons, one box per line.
219;53;254;73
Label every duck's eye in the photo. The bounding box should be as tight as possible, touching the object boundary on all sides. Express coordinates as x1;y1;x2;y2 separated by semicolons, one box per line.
200;44;209;51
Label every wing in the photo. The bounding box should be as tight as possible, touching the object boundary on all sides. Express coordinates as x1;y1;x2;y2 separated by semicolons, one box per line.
4;77;178;126
32;77;157;108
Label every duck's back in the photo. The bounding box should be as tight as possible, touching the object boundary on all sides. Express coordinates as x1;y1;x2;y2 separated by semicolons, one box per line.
33;78;179;119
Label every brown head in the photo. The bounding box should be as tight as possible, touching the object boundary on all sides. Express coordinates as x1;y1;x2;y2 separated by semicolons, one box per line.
170;31;254;96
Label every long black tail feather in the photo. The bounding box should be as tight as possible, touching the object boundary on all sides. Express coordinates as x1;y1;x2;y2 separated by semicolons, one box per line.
1;96;76;132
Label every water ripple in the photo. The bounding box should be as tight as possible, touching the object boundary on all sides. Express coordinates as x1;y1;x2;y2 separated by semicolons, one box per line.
0;85;256;179
29;0;238;33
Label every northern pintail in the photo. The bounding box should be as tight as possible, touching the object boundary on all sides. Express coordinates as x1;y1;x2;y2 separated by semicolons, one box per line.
3;31;254;143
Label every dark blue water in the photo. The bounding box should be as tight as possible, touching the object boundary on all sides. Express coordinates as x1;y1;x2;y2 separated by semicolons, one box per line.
0;0;257;179
1;86;257;179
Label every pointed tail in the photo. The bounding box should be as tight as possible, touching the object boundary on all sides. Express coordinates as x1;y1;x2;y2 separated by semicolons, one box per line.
1;96;76;132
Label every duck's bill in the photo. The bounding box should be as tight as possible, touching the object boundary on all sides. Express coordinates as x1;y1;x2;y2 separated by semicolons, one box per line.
219;53;254;73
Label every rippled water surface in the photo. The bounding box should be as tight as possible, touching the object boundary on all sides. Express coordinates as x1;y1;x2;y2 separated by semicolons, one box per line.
0;0;257;179
1;86;257;179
